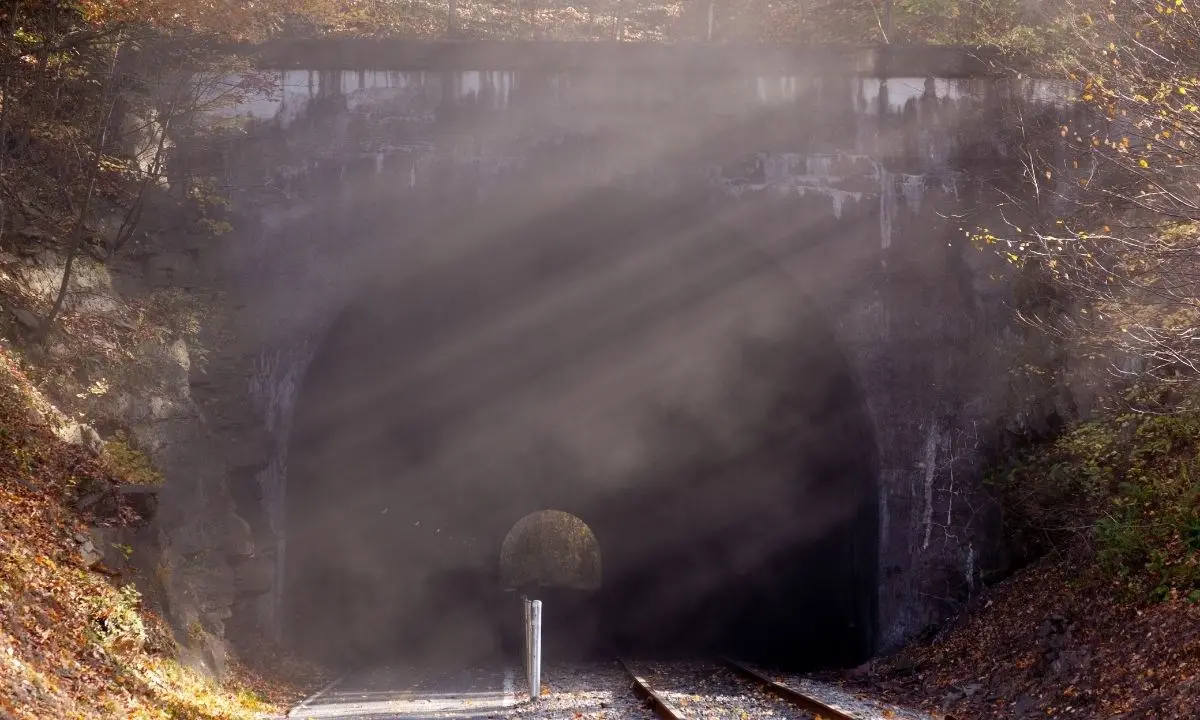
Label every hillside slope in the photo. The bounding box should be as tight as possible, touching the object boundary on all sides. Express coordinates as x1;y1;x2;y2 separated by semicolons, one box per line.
838;398;1200;719
0;345;321;720
847;557;1199;718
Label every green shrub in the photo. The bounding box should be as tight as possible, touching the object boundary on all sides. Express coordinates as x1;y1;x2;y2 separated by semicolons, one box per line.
994;389;1200;601
102;432;163;486
88;584;147;652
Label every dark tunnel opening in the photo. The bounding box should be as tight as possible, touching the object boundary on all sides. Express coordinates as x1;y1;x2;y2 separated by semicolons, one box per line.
283;187;880;674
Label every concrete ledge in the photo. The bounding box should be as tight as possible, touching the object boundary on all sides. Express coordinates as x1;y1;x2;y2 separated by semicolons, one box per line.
232;40;1023;76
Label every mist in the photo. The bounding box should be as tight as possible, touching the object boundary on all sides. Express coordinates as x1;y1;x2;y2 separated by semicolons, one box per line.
193;26;1042;681
0;1;1090;717
280;184;879;672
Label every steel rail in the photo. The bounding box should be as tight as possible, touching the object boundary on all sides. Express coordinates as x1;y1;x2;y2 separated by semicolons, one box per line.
721;656;857;720
618;659;690;720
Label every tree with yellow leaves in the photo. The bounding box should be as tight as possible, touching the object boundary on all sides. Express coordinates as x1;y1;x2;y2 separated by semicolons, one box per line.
974;0;1200;384
0;0;359;336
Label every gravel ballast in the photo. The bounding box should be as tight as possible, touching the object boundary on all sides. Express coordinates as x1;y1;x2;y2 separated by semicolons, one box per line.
510;661;657;720
747;664;936;720
625;660;815;719
287;660;934;719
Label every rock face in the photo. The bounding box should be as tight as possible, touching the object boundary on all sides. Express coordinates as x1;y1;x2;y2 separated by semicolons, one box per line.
59;44;1078;666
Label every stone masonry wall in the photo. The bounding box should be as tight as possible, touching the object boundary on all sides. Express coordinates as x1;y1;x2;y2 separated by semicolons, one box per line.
159;47;1071;656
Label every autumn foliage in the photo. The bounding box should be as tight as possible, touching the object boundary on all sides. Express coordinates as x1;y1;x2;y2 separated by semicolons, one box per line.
0;345;324;719
945;0;1200;607
856;560;1200;719
5;0;1199;716
0;0;1058;43
972;0;1200;381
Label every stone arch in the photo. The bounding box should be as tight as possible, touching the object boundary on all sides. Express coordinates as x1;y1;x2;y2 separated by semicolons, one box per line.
281;185;881;668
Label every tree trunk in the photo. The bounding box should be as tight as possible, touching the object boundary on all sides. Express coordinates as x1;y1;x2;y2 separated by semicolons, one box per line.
0;11;19;178
36;174;98;342
106;81;183;259
36;41;123;341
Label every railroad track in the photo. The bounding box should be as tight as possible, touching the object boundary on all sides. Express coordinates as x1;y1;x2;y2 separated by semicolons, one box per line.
620;657;856;720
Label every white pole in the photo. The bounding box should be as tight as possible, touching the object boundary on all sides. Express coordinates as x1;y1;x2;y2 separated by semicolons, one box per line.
529;600;542;701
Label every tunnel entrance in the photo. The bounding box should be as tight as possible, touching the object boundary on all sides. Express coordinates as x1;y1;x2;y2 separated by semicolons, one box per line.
500;510;602;591
283;188;879;672
500;510;602;663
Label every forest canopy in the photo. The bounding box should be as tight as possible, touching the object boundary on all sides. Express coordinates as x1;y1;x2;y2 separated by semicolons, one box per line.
2;1;1054;45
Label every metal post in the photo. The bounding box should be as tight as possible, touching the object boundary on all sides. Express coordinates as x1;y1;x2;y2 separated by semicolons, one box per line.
528;600;542;700
520;595;530;681
520;595;544;700
528;600;542;701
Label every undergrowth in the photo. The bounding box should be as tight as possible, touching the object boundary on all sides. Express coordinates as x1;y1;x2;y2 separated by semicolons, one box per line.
992;385;1200;603
102;432;165;487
